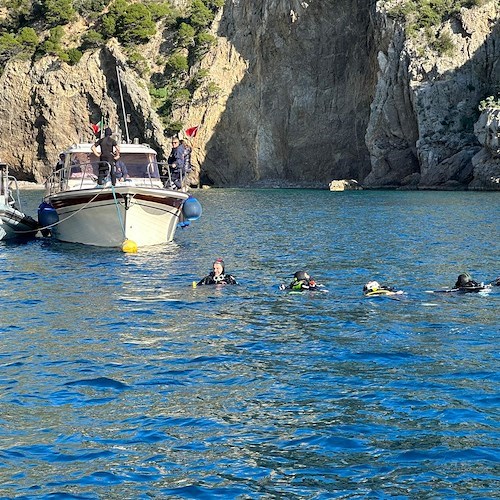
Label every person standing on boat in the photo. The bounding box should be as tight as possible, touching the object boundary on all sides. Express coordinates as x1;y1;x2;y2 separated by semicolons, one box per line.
55;153;65;172
166;136;185;189
196;258;238;286
181;138;192;175
91;127;120;186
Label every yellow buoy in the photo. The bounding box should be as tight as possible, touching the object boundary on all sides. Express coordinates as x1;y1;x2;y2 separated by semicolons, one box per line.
192;281;197;288
122;239;138;253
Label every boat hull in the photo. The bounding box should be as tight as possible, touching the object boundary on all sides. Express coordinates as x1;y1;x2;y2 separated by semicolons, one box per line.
0;206;39;241
47;186;188;247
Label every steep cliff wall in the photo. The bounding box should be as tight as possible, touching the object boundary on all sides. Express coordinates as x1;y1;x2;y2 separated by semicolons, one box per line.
181;0;378;187
365;1;500;189
0;41;167;182
0;0;498;190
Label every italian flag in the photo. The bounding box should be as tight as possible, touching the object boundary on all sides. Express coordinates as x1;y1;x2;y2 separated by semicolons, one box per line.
91;119;104;136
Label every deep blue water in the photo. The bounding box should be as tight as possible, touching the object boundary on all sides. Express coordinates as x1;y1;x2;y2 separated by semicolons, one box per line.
0;188;498;499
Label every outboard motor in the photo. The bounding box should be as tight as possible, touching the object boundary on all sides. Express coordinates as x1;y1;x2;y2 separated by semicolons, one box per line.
38;201;59;237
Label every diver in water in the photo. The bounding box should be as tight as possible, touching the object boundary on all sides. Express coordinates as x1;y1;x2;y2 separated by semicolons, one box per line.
196;258;238;286
279;271;323;291
453;272;487;292
363;280;404;296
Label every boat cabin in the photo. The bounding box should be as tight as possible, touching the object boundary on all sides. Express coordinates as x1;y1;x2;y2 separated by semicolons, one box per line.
46;142;165;194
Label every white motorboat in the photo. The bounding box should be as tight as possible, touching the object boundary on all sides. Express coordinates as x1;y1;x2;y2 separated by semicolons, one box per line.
39;142;201;249
0;162;39;241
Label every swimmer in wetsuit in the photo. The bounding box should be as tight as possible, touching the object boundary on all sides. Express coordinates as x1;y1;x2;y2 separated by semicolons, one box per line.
196;258;238;286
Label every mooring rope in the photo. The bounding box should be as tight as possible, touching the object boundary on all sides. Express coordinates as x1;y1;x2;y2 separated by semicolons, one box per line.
13;187;110;234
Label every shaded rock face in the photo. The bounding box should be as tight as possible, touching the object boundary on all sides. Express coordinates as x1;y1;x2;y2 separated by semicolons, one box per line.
0;1;499;191
197;0;378;187
365;2;500;190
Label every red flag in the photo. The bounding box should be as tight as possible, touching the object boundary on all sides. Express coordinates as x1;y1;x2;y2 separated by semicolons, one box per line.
185;125;199;138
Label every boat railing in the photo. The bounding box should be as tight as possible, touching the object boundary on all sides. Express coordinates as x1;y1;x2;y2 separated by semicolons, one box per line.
0;163;22;210
45;161;103;195
157;162;186;190
7;176;22;211
45;159;173;193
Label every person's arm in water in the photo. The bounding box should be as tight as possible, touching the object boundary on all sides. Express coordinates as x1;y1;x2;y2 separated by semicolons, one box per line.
224;274;238;285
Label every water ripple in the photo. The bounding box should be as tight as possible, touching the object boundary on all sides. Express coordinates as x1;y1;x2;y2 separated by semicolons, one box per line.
0;189;498;497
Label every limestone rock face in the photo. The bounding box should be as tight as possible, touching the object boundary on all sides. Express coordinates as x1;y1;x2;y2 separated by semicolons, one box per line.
365;1;500;190
180;0;378;187
329;179;361;191
0;1;499;190
0;41;168;182
469;107;500;189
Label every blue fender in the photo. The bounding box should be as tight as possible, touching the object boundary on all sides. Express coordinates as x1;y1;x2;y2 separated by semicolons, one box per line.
182;196;202;221
38;201;59;227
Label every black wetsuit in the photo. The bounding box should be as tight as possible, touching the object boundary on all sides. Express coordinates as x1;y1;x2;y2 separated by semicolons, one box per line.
197;272;237;286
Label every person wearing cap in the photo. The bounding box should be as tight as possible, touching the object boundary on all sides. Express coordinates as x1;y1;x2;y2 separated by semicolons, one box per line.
197;258;238;286
279;271;322;291
91;127;120;186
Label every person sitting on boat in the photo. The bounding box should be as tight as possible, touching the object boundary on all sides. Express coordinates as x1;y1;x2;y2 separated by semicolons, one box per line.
114;159;130;182
197;258;238;286
166;136;185;189
453;272;486;292
91;127;120;186
363;281;403;296
279;271;322;291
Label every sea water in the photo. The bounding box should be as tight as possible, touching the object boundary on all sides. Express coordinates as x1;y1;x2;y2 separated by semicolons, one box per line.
0;188;498;498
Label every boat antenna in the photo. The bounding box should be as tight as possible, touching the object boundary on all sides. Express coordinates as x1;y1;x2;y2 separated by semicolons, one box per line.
116;65;130;144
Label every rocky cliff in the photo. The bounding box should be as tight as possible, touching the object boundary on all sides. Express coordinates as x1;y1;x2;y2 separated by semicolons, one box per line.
0;0;498;190
365;1;500;190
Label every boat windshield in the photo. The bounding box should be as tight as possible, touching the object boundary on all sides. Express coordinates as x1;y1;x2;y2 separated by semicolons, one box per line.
67;152;160;179
119;153;160;178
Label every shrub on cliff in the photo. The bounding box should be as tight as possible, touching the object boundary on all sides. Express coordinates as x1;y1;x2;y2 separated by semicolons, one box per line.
177;22;196;48
116;3;157;45
388;0;489;32
190;0;215;28
80;29;105;49
75;0;111;19
100;0;157;46
41;0;76;26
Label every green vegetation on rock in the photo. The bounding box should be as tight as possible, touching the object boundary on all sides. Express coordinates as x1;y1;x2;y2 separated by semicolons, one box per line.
386;0;488;54
0;0;226;130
